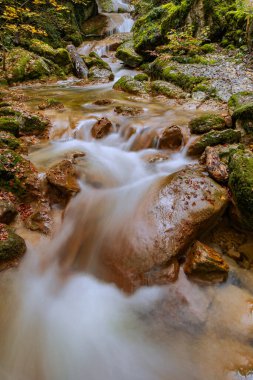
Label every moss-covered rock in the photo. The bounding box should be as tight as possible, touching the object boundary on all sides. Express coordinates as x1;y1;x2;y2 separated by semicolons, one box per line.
0;107;21;117
0;117;20;136
232;103;253;134
147;55;205;92
0;132;21;151
0;225;26;264
151;80;186;98
0;149;40;199
84;52;114;81
113;75;148;95
2;48;64;84
189;114;226;134
116;40;144;68
228;149;253;230
0;200;17;224
134;73;149;81
28;39;71;67
228;92;253;113
188;129;241;156
21;114;48;136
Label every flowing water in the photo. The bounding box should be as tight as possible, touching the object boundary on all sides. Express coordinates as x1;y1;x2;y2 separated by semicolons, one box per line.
0;2;253;380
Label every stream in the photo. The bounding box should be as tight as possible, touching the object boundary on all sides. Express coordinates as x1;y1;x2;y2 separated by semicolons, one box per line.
0;1;253;380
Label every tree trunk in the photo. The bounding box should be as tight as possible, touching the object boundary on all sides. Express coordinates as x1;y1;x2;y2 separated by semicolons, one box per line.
67;45;89;79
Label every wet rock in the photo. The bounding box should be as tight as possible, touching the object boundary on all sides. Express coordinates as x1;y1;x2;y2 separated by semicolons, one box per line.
189;114;226;134
91;117;113;139
0;107;21;117
67;45;88;79
188;129;241;156
114;105;143;116
85;52;114;81
158;126;183;150
46;160;80;201
29;39;71;67
24;201;52;234
116;40;143;68
38;98;64;110
0;225;26;271
130;128;158;151
228;149;253;230
113;75;148;95
88;67;114;81
0;149;40;200
232;103;253;134
141;258;180;286
98;165;229;290
204;146;229;183
151;80;186;99
0;200;17;224
184;241;229;283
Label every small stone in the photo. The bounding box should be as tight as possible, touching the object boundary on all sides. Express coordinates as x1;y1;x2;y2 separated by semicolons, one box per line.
24;201;52;234
184;241;229;283
0;200;17;224
0;225;26;270
46;160;80;199
205;146;229;183
114;105;143;116
93;99;113;106
91;117;113;139
141;258;180;286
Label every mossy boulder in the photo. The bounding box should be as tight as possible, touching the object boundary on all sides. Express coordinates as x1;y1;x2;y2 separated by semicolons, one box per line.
0;225;26;266
147;56;205;92
134;73;149;81
116;40;144;68
3;48;64;84
113;75;148;95
21;114;48;136
189;114;226;134
84;52;114;81
0;132;21;151
188;129;241;156
0;149;40;199
232;103;253;134
228;92;253;113
0;117;20;136
29;39;70;67
228;149;253;230
0;107;21;117
0;200;17;224
151;80;186;98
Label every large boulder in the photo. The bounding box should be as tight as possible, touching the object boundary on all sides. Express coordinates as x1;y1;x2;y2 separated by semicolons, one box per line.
116;40;144;68
113;75;148;95
97;166;229;290
228;149;253;230
189;114;226;134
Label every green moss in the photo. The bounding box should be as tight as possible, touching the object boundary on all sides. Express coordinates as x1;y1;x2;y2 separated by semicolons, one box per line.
232;103;253;134
116;40;144;68
229;149;253;230
29;39;70;67
20;115;48;136
113;75;148;95
151;80;186;98
192;84;217;98
189;114;226;134
134;73;149;81
0;132;20;151
171;55;215;65
84;52;111;70
188;129;241;155
0;117;20;136
0;108;21;117
228;92;253;112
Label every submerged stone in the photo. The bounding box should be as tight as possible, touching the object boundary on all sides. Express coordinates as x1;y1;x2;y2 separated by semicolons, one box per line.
184;241;229;284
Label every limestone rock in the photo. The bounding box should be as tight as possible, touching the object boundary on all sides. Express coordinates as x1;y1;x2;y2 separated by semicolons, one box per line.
91;117;113;139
